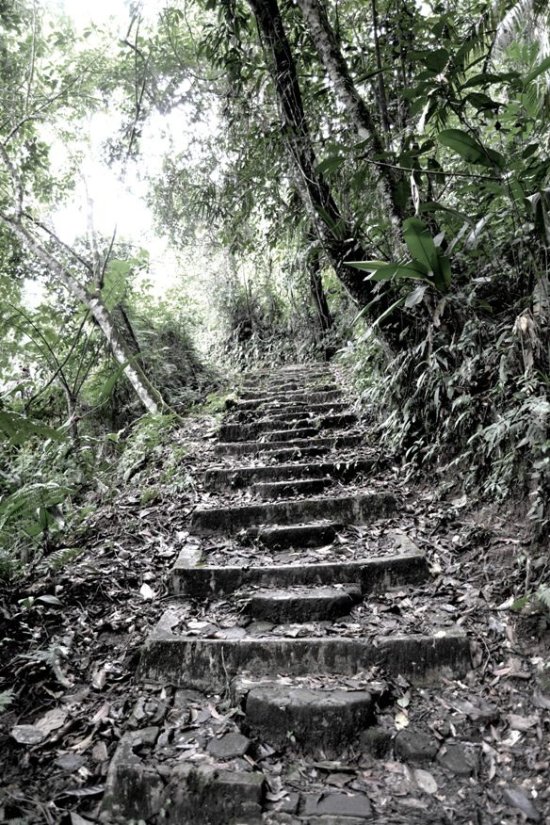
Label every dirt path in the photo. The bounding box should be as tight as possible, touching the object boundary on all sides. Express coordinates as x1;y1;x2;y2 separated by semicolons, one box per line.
2;364;549;824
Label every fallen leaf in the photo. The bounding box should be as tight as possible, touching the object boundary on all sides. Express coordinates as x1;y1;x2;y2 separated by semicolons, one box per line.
11;724;46;745
395;711;409;729
508;714;538;731
413;769;438;795
140;583;155;600
503;786;541;821
36;707;68;735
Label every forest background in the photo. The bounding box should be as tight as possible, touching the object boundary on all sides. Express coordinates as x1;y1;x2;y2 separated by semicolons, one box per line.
0;0;549;597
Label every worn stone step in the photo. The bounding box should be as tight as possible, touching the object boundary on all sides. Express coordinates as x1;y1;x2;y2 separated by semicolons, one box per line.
244;584;362;622
227;390;342;410
219;418;313;442
263;426;319;442
239;384;339;401
171;549;428;598
204;459;375;491
214;433;362;457
231;400;348;417
102;736;264;823
190;491;395;534
220;416;355;442
244;684;374;755
241;378;332;394
256;444;332;462
250;520;339;549
253;404;350;422
140;626;470;691
252;477;333;500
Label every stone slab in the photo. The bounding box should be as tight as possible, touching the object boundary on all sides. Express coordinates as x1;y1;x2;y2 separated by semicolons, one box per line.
213;434;361;457
245;685;373;753
204;459;375;491
170;551;429;598
139;629;471;691
190;491;396;534
245;584;362;622
252;478;332;500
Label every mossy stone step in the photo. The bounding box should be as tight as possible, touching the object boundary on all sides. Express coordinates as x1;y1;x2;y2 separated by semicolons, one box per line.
245;684;374;755
204;458;374;491
213;433;362;456
226;389;342;410
139;627;471;691
239;383;339;401
229;400;348;416
171;550;429;598
249;520;339;549
190;491;396;534
244;583;362;622
251;477;332;500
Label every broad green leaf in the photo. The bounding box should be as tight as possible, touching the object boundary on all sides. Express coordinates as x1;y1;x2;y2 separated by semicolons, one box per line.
0;411;62;445
525;55;550;85
466;92;500;111
403;218;438;272
460;72;520;90
316;155;345;175
350;259;431;283
420;202;476;224
437;129;505;169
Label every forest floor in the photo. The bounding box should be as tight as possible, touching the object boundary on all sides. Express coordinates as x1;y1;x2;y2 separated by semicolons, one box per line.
1;372;550;825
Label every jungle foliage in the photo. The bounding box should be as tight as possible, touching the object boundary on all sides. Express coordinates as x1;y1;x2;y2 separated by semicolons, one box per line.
0;0;549;574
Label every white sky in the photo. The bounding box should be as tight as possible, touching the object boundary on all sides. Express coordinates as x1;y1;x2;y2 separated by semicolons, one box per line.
37;0;192;300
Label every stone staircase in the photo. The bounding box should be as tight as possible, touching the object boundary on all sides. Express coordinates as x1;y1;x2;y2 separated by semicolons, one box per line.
101;364;471;824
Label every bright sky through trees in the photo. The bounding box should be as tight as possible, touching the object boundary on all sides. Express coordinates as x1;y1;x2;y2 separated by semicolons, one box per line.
41;0;183;298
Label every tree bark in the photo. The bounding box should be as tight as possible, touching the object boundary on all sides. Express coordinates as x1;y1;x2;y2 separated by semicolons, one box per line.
294;0;404;228
0;214;171;416
246;0;391;315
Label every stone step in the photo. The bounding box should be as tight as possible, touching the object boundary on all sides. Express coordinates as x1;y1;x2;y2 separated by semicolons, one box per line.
190;491;396;534
227;389;342;410
251;520;339;549
204;458;375;491
256;444;332;462
255;405;350;422
244;684;374;755
220;413;357;442
171;549;428;598
230;400;348;417
102;739;264;824
244;584;362;622
140;626;470;691
241;378;331;393
239;383;339;401
263;426;319;442
252;477;332;500
214;433;362;456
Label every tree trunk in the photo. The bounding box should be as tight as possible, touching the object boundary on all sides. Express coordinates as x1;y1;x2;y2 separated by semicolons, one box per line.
0;214;171;416
306;241;335;359
294;0;404;228
246;0;391;316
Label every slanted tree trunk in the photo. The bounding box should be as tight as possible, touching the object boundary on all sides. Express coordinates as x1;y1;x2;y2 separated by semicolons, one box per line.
0;214;170;416
246;0;395;323
294;0;404;229
306;240;335;360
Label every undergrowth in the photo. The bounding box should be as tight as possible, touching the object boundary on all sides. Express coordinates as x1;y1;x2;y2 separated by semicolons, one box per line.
342;294;550;541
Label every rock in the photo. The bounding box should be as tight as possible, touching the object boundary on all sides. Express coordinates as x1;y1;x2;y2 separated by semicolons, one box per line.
359;726;392;758
436;742;479;775
395;729;438;762
55;753;86;771
302;792;373;818
207;732;251;759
